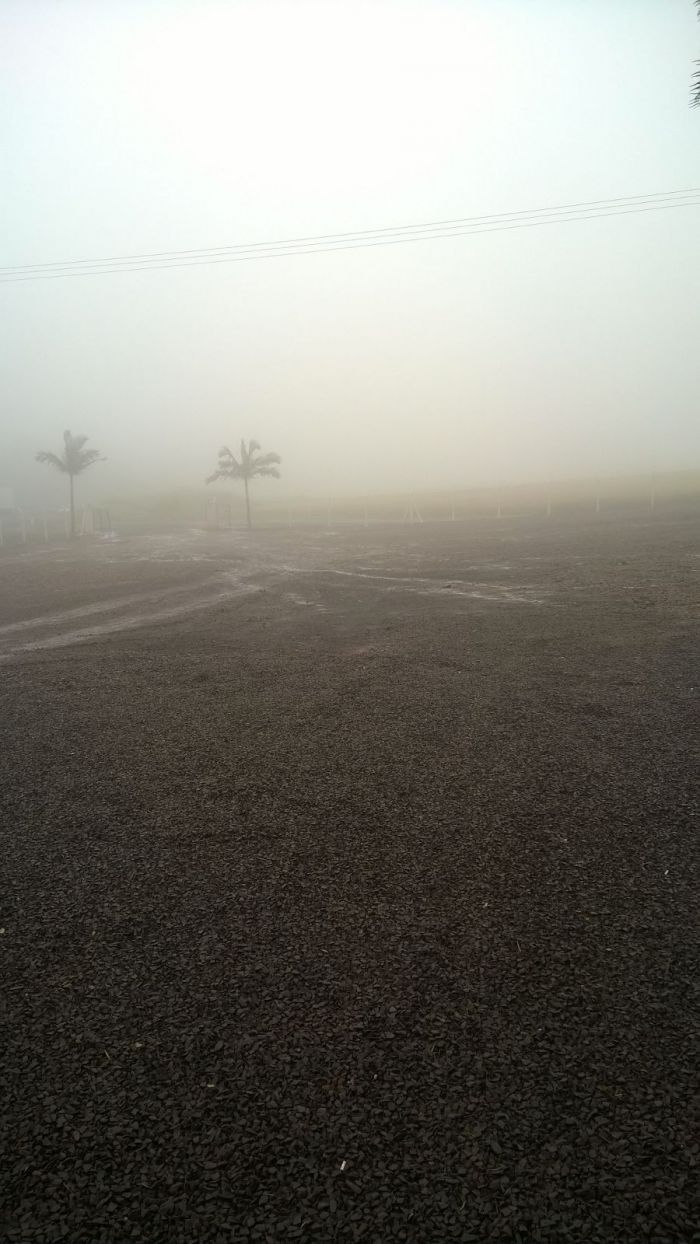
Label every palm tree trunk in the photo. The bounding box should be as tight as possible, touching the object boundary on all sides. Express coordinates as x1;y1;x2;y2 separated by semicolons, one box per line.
244;476;251;530
69;473;75;539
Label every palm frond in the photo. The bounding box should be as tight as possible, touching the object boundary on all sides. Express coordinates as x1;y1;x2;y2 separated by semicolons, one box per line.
74;449;104;473
36;450;68;472
253;465;281;479
66;431;89;452
208;461;245;481
253;451;281;468
218;447;241;469
247;439;261;457
207;467;237;483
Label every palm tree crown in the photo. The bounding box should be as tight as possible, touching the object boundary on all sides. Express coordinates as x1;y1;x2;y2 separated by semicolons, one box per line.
206;439;281;485
36;430;103;476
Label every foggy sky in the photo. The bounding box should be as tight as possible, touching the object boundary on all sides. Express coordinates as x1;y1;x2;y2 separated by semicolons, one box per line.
1;0;699;509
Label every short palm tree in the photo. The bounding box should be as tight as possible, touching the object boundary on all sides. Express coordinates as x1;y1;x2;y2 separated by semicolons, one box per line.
36;430;104;538
206;439;281;529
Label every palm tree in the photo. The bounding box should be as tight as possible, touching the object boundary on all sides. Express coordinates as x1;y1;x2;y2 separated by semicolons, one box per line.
36;430;104;538
206;439;281;529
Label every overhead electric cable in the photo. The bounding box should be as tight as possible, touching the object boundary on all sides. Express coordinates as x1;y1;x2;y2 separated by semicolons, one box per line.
1;187;696;274
1;189;697;284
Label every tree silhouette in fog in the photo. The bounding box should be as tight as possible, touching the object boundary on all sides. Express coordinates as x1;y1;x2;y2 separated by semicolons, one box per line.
36;430;104;539
206;439;281;529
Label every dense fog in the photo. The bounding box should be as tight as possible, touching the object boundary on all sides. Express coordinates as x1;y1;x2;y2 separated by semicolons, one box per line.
2;0;698;512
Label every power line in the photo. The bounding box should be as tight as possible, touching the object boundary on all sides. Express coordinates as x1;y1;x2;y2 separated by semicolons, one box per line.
1;187;696;274
4;197;699;282
1;189;698;284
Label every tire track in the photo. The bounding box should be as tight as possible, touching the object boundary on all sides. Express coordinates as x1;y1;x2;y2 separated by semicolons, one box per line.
0;578;259;661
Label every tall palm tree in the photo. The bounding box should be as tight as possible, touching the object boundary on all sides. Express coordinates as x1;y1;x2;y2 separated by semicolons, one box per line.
206;439;281;529
36;430;104;538
693;0;700;107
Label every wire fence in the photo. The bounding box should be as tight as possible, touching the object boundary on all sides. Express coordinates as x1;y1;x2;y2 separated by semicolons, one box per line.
0;506;113;549
1;475;698;548
204;475;699;531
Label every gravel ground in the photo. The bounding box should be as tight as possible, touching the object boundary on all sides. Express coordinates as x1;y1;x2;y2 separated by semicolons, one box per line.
1;513;698;1243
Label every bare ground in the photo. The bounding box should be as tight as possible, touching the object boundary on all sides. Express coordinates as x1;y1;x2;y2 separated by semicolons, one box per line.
1;512;698;1242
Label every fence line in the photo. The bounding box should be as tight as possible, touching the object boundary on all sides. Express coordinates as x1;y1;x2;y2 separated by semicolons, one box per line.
0;505;113;549
0;477;696;548
203;477;696;530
